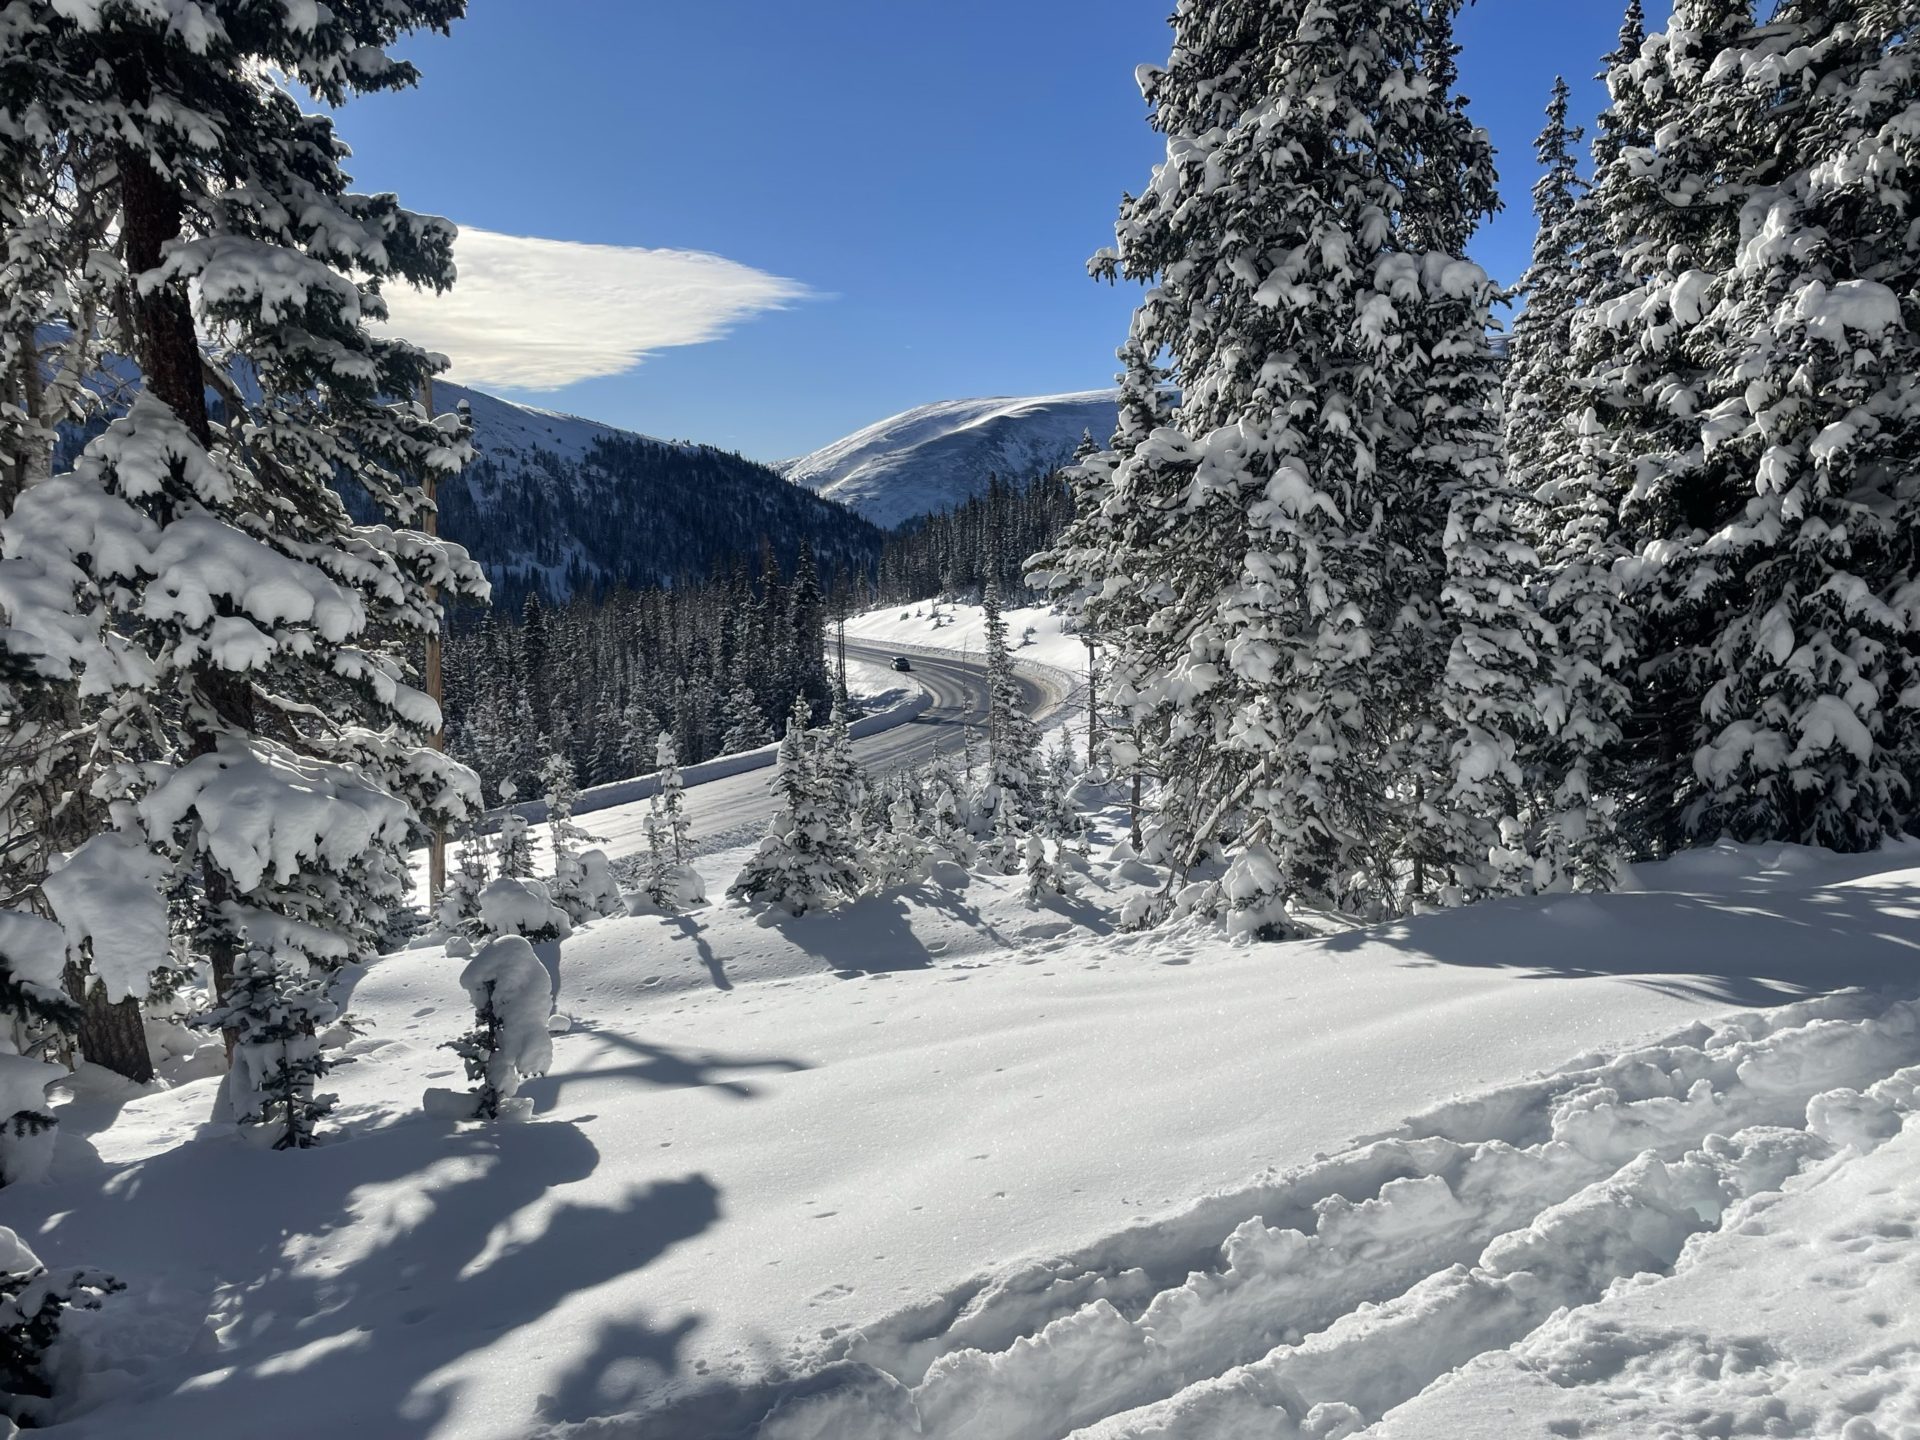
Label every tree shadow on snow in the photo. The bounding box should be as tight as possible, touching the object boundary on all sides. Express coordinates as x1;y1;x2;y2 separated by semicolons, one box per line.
519;1028;811;1113
752;893;952;977
665;914;732;990
37;1118;720;1440
1325;876;1920;1007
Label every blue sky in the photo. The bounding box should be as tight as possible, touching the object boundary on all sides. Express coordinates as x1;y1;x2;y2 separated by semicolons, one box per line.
340;1;1667;463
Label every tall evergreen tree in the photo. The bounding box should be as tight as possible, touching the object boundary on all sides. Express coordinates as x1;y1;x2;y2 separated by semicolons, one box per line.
0;0;485;1141
978;580;1044;851
1671;0;1920;848
728;698;862;916
1068;0;1526;927
1571;0;1762;853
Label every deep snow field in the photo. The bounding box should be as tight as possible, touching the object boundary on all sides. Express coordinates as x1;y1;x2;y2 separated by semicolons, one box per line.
14;795;1920;1439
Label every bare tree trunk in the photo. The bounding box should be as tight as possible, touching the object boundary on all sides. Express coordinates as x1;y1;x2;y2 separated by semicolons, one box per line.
62;961;153;1084
1085;635;1098;770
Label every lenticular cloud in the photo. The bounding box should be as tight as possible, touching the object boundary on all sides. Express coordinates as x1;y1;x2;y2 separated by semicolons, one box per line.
379;226;813;390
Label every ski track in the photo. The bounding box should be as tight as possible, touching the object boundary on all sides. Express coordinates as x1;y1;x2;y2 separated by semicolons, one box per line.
580;988;1920;1440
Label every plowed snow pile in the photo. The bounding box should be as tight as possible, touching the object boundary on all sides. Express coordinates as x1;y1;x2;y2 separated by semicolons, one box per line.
15;839;1920;1439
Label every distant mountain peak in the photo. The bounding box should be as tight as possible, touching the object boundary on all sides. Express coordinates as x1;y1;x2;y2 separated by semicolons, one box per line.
781;390;1120;529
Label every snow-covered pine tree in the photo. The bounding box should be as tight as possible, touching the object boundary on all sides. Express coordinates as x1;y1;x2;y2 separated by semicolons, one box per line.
493;783;536;882
1510;66;1635;892
1074;0;1524;925
654;732;693;865
720;679;773;754
815;697;867;837
0;916;78;1075
0;1227;120;1428
727;697;861;916
0;0;487;1143
868;787;933;891
438;935;553;1121
540;753;602;925
438;826;491;937
195;948;342;1149
1022;835;1064;905
1392;36;1562;906
978;580;1042;844
640;732;705;911
1672;1;1920;849
917;758;973;862
1573;0;1760;854
1505;78;1587;492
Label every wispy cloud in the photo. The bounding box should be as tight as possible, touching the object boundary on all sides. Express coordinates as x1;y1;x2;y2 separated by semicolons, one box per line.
378;227;813;390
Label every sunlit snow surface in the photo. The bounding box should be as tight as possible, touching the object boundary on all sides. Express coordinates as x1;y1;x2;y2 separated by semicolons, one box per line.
20;831;1920;1439
782;392;1121;529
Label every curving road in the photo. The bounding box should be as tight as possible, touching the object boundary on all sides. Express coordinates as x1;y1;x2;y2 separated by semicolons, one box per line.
581;641;1056;864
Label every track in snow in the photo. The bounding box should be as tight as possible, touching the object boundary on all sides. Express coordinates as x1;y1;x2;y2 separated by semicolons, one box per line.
597;989;1920;1440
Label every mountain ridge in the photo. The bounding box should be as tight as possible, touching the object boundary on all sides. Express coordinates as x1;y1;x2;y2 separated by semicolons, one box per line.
780;390;1120;529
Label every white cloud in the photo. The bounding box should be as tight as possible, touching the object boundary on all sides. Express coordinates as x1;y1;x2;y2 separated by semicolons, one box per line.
377;227;812;391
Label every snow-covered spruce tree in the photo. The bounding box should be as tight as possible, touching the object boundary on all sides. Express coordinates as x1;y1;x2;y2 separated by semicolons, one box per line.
654;732;693;865
1509;68;1635;892
0;1226;120;1428
493;783;536;881
1505;79;1587;505
435;935;553;1121
977;580;1042;849
867;788;933;891
1022;835;1064;905
438;826;491;938
640;731;705;911
720;679;773;754
0;919;66;1186
728;698;862;916
1668;1;1920;848
540;752;602;925
815;698;867;837
917;758;974;863
1572;0;1760;854
0;915;77;1075
1073;0;1528;928
0;0;486;1141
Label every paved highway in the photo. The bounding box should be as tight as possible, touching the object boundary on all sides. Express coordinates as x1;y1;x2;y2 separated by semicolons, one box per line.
583;640;1058;864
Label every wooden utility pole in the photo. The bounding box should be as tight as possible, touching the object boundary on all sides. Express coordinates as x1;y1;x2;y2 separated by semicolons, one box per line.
422;374;447;908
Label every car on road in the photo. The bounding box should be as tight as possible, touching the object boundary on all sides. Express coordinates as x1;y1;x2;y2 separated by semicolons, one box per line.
891;656;913;672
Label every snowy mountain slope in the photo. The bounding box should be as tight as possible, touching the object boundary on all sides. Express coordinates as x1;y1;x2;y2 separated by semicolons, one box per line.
25;834;1920;1439
782;391;1120;529
41;338;882;612
421;381;883;611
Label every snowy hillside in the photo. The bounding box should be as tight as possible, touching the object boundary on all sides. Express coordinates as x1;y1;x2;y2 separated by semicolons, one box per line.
26;825;1920;1440
412;382;883;611
782;391;1120;529
49;358;882;613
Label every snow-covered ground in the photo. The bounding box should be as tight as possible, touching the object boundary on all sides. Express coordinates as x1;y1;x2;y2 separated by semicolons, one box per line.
19;813;1920;1438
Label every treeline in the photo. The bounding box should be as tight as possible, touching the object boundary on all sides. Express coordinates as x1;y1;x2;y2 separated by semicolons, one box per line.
442;431;885;614
446;465;1083;799
445;543;855;801
873;468;1077;605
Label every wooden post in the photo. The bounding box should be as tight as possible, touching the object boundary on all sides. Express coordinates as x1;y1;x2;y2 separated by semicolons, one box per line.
422;374;447;909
